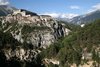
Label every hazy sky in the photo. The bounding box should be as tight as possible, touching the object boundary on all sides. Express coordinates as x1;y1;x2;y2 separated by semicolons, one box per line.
1;0;100;18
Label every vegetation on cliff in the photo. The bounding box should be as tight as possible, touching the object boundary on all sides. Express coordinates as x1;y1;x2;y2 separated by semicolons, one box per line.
40;20;100;67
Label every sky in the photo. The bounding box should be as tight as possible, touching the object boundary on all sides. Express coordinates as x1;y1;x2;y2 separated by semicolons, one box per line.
0;0;100;18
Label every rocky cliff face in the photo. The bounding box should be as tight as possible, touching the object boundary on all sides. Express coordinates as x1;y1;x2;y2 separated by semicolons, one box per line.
0;10;71;62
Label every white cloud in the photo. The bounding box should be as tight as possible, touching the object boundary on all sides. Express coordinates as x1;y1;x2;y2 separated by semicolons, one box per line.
87;3;100;13
92;3;100;10
63;13;78;19
0;0;9;5
41;13;60;18
40;12;78;19
70;5;80;9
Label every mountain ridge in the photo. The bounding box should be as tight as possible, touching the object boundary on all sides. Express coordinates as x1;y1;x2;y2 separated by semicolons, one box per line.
70;9;100;24
0;5;17;16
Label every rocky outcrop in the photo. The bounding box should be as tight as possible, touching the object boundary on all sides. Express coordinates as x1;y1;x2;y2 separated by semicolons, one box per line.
1;11;70;48
3;47;40;61
0;10;71;62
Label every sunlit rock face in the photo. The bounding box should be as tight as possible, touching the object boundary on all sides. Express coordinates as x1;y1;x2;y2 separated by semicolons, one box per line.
0;10;71;61
3;47;40;61
1;10;71;48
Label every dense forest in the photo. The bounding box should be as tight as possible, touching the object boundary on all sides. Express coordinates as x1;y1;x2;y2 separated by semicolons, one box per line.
40;20;100;67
